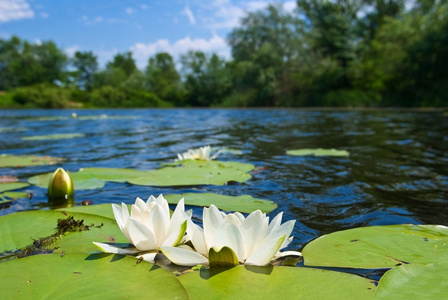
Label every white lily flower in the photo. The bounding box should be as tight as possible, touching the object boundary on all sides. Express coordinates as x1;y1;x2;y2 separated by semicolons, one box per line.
161;205;302;267
93;194;189;263
176;145;219;161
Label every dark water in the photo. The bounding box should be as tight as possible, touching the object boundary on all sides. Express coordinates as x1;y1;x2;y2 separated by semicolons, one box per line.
1;108;447;251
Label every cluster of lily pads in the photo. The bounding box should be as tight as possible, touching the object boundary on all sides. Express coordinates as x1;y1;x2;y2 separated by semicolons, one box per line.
94;194;302;267
2;144;447;298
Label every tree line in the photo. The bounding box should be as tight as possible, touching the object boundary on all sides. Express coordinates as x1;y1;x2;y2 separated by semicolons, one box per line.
1;0;447;108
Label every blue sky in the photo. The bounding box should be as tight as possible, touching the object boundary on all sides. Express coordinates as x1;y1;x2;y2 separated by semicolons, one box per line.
0;0;296;68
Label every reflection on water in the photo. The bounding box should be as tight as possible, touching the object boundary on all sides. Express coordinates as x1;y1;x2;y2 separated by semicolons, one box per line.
0;108;447;250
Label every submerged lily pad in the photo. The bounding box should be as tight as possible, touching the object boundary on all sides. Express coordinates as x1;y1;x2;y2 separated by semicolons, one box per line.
287;148;350;157
179;265;376;299
0;254;187;299
22;133;84;141
375;261;448;299
302;224;448;269
129;160;254;187
0;154;64;168
165;193;277;213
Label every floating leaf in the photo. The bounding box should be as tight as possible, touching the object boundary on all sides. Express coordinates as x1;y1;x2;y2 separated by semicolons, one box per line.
0;182;29;193
0;154;64;168
179;265;376;299
164;193;277;213
302;224;448;269
22;133;84;141
78;167;145;183
56;204;125;220
286;148;350;157
129;160;254;187
0;210;125;254
375;262;448;300
28;171;106;190
0;254;188;299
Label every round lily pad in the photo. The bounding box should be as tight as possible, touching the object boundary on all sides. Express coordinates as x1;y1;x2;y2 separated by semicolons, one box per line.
179;265;376;299
0;254;188;299
0;182;29;192
0;154;64;168
302;224;448;269
375;262;448;300
164;193;277;213
129;161;254;187
287;148;350;157
28;171;106;190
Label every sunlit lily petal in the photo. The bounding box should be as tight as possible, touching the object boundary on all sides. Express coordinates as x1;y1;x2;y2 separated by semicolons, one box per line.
161;246;209;266
92;242;139;255
176;145;219;161
164;204;301;267
94;195;190;262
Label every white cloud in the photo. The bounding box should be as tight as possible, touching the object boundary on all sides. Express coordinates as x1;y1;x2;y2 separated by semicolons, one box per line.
126;7;135;14
130;35;230;68
40;12;48;18
65;45;79;57
182;6;196;25
0;0;34;23
34;38;42;45
198;0;297;30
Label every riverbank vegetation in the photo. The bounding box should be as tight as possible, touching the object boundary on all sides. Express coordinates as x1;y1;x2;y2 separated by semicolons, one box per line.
1;0;447;108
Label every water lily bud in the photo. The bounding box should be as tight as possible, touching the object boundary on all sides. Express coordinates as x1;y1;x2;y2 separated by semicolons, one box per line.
48;168;74;199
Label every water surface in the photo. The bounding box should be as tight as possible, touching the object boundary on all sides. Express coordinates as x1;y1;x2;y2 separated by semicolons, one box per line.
1;108;447;250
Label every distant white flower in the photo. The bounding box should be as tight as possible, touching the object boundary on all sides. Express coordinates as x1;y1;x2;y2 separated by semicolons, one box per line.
93;195;189;263
176;145;219;161
161;205;302;266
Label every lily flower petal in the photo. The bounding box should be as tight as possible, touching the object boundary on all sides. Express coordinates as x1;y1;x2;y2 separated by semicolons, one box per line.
212;221;244;262
161;246;209;266
162;219;188;247
92;242;139;255
136;252;158;263
128;219;157;251
245;235;286;266
239;210;268;258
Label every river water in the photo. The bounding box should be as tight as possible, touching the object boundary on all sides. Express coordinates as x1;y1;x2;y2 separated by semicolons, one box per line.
1;108;447;250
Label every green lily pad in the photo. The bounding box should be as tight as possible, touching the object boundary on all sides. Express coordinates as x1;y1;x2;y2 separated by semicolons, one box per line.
302;224;448;269
0;192;29;205
0;210;126;255
375;262;448;300
28;171;106;190
286;148;350;157
0;154;64;168
78;167;145;183
56;204;124;220
179;265;376;299
0;127;27;132
0;182;30;206
0;254;187;299
0;182;29;192
165;193;277;213
129;160;254;187
22;133;84;141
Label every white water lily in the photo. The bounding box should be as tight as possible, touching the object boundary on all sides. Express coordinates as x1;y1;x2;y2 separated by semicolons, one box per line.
176;145;219;161
161;205;302;267
93;194;189;263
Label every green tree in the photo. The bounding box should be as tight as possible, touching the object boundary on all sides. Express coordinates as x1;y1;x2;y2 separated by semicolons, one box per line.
227;4;303;106
72;51;98;91
145;52;184;105
0;36;67;89
106;52;136;77
181;51;232;106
